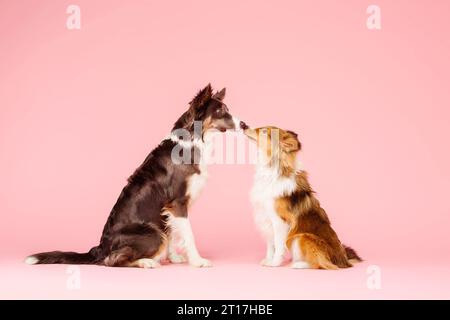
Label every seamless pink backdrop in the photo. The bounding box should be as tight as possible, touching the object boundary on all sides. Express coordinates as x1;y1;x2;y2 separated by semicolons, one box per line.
1;0;450;299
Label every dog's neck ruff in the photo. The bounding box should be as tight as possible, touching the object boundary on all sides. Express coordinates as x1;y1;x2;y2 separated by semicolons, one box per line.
253;161;298;199
255;153;302;176
252;154;304;199
169;133;204;149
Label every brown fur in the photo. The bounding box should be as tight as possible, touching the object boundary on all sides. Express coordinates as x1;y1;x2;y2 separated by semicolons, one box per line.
26;84;238;267
246;126;361;269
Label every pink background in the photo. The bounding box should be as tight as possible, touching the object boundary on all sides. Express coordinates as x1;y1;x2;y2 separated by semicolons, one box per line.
1;0;449;299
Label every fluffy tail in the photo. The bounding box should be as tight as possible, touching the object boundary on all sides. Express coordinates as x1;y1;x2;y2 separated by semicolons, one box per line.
25;249;99;265
343;245;363;263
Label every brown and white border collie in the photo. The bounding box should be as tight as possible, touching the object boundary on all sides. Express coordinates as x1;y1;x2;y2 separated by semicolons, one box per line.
25;84;241;268
243;125;362;269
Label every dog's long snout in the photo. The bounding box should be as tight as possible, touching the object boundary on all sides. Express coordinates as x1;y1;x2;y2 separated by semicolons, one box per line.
243;126;257;140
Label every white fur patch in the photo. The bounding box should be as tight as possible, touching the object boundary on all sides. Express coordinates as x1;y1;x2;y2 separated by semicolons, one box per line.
251;165;297;202
135;258;160;268
186;170;208;202
168;230;187;264
232;116;241;131
185;131;214;201
291;261;311;269
24;256;38;265
168;252;186;264
250;164;296;235
164;213;211;268
169;134;204;149
251;160;297;267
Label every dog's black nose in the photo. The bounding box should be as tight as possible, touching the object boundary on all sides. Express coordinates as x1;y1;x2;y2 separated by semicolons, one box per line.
240;121;249;130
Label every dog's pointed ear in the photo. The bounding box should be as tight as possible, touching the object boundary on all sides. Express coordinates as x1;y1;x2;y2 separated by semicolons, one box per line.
281;130;301;152
190;84;213;109
213;87;226;101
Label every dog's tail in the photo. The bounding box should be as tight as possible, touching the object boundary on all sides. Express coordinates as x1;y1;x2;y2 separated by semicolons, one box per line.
343;245;363;264
25;247;100;265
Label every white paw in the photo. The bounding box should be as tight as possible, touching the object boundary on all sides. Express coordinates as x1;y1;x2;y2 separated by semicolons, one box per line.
136;258;160;269
260;258;272;266
260;257;283;267
291;261;311;269
169;253;187;264
189;257;212;268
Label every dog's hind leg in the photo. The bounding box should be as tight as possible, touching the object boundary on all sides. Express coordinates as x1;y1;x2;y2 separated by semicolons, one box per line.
302;233;338;270
103;246;136;267
129;238;168;268
290;234;338;270
289;236;311;269
103;223;166;268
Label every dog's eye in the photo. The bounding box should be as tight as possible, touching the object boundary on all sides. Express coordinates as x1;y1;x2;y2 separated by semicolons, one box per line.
215;107;225;116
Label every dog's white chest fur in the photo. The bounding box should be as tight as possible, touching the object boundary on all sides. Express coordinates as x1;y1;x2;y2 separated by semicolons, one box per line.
250;165;297;236
187;165;208;202
186;136;214;202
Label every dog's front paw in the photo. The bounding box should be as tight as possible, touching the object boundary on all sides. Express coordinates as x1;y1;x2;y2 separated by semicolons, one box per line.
260;258;272;266
189;257;212;268
260;257;283;267
169;253;187;264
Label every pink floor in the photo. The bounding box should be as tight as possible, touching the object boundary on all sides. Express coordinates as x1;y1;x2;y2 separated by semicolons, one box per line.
2;254;450;300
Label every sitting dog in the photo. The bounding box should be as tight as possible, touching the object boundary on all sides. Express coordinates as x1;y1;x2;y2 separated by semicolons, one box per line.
26;84;241;268
243;125;361;269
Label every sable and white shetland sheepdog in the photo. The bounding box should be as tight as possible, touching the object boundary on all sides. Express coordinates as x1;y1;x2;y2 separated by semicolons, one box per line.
26;84;242;268
243;125;362;269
